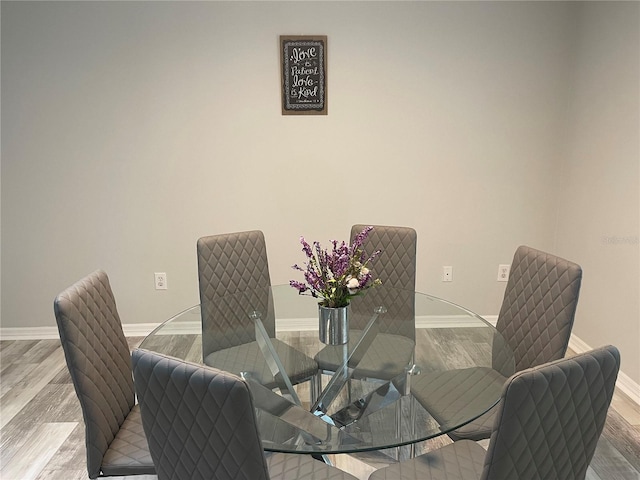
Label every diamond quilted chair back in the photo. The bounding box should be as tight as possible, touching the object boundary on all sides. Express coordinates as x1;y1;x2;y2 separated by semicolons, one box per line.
492;245;582;375
53;270;136;478
132;348;271;480
482;345;620;480
348;224;417;338
197;231;275;357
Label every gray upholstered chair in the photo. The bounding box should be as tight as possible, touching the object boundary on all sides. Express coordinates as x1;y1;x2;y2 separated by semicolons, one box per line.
314;224;417;380
198;230;318;389
369;345;620;480
53;270;155;479
132;348;359;480
411;245;583;441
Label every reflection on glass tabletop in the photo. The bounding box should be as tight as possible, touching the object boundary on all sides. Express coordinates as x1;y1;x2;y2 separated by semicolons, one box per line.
140;285;515;454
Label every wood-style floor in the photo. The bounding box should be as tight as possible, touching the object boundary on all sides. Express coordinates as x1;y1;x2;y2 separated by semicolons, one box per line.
1;335;639;480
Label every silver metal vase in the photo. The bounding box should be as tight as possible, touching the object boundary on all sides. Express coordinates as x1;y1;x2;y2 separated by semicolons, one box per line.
318;304;349;345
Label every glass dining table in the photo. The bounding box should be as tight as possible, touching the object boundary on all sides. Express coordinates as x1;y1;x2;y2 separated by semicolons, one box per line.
139;285;514;456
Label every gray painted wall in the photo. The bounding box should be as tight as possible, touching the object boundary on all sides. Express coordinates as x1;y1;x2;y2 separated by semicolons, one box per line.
556;2;639;384
2;1;638;382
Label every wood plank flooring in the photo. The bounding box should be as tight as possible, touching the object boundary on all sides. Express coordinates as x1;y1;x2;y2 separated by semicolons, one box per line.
1;334;639;480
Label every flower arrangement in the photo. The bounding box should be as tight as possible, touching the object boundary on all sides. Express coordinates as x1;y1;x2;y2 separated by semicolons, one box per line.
290;226;382;308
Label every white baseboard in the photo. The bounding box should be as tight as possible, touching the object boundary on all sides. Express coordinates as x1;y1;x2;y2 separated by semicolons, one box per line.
0;326;62;340
0;324;161;340
2;315;637;405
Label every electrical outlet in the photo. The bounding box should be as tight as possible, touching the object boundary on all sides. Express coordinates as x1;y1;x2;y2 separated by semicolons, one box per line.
497;264;510;282
154;272;167;290
442;266;453;282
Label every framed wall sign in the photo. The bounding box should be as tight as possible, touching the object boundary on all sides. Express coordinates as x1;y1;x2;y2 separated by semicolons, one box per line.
280;35;327;115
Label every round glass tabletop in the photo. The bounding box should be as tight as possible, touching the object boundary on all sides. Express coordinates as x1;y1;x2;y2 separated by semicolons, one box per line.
139;285;514;454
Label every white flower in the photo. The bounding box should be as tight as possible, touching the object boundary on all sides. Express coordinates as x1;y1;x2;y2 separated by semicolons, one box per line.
361;267;370;276
347;277;359;290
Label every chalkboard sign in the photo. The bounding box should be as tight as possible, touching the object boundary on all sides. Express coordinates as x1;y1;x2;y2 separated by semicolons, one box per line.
280;35;327;115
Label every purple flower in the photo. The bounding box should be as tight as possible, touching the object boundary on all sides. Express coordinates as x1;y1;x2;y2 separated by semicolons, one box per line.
289;280;308;293
352;225;373;250
300;237;313;258
290;226;382;307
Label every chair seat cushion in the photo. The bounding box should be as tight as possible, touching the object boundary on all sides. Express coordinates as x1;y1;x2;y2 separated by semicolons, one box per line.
411;366;505;438
446;405;497;442
266;452;359;480
315;331;415;380
204;339;318;388
368;440;486;480
100;405;155;476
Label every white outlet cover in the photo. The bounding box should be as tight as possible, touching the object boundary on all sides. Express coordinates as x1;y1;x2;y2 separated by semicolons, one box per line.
497;264;510;282
154;272;168;290
442;266;453;282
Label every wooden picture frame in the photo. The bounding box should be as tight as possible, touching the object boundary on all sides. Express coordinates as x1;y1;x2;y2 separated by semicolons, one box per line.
280;35;327;115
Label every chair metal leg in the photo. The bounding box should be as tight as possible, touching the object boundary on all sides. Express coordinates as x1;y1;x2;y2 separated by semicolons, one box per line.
311;372;322;404
395;359;420;460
